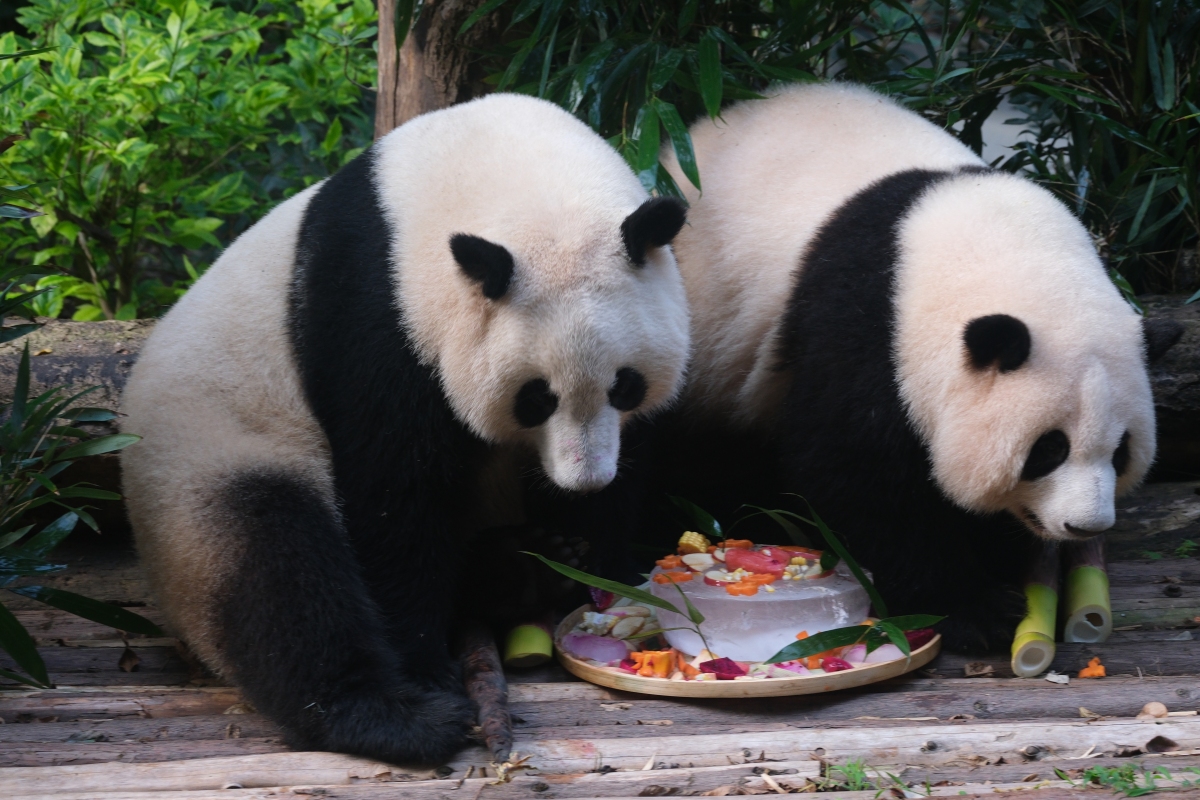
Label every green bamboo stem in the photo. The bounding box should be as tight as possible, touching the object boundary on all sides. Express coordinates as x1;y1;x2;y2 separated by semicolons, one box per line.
1011;541;1059;678
1062;535;1112;643
503;622;553;669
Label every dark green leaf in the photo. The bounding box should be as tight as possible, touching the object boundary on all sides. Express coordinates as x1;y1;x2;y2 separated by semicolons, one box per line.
0;665;48;688
0;600;50;686
874;620;911;657
393;0;417;51
649;49;683;92
697;31;722;119
523;552;685;617
798;499;889;618
677;0;698;31
459;0;509;35
631;102;661;192
764;625;871;664
672;581;704;625
9;343;30;431
668;496;722;539
59;434;142;460
0;324;41;344
18;512;78;559
9;587;163;636
651;98;699;191
879;614;944;631
734;505;810;547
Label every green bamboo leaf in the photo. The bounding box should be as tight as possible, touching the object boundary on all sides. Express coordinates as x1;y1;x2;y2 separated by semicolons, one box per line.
0;46;56;60
1128;173;1158;242
652;98;700;191
764;625;871;664
523;552;685;617
393;0;417;50
59;434;142;460
649;49;683;92
17;512;78;559
734;505;811;547
668;495;722;539
0;664;48;687
879;614;944;631
697;31;722;119
0;525;34;551
672;582;704;625
459;0;510;35
9;343;30;432
0;600;51;686
61;407;118;423
785;497;889;617
874;620;911;659
677;0;698;30
9;587;163;636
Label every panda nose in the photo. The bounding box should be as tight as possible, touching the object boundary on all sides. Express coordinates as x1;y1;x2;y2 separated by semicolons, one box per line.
1064;521;1111;539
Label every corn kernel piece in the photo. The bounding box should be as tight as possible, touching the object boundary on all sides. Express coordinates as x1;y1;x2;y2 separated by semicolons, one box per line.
677;530;711;555
790;556;808;566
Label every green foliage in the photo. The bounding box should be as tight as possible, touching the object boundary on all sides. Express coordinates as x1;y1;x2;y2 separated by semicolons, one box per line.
1058;764;1200;796
468;0;1198;294
0;0;376;320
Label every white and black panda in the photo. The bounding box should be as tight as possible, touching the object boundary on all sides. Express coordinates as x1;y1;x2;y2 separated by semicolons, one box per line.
661;83;1181;651
120;94;689;763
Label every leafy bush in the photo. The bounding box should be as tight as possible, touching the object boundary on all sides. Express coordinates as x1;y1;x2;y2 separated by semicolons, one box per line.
466;0;1198;295
0;0;377;320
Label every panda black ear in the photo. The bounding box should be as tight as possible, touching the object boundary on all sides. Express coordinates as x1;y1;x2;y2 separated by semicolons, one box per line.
1143;317;1184;364
621;197;687;267
450;234;514;300
964;314;1031;372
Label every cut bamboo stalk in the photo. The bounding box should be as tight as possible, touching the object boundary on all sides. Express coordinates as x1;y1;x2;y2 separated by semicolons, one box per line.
1011;540;1059;677
1062;535;1113;643
461;625;512;764
503;622;553;668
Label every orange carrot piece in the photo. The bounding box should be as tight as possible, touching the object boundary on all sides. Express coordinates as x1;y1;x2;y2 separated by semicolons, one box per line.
653;570;693;584
656;555;684;569
725;581;759;596
1078;656;1106;678
722;539;754;550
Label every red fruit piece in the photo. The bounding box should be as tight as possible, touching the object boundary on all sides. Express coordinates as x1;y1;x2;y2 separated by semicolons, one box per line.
590;588;615;610
905;628;935;649
698;657;747;680
822;657;855;672
617;657;639;674
724;548;786;575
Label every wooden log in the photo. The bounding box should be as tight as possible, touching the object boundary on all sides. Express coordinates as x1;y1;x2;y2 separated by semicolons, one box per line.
461;625;512;764
0;645;191;688
927;639;1200;678
12;607;167;646
0;737;288;767
0;713;279;744
0;686;244;723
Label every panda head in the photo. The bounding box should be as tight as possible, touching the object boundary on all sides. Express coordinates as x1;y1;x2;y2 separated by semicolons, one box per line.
443;197;689;493
893;171;1182;541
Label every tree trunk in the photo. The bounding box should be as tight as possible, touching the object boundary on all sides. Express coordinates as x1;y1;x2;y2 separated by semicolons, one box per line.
375;0;502;138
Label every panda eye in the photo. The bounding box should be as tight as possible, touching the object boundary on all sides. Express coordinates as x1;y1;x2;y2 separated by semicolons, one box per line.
1112;431;1131;476
608;367;647;412
514;379;558;428
1021;430;1070;481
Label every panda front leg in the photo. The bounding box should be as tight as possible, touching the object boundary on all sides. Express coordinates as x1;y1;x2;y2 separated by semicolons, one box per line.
213;469;474;765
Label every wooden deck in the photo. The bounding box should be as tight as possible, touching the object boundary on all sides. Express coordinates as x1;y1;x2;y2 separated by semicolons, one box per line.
4;485;1200;798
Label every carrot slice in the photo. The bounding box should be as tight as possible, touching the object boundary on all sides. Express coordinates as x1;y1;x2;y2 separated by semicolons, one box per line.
653;571;693;584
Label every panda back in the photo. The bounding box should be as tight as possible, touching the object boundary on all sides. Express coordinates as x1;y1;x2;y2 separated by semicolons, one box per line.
665;83;982;425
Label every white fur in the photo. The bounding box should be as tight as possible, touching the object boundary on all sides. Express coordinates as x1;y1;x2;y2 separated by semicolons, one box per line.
664;82;1154;540
374;94;689;490
663;83;980;426
122;94;690;662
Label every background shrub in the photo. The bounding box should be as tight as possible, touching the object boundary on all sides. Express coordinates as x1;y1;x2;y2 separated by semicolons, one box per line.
0;0;377;320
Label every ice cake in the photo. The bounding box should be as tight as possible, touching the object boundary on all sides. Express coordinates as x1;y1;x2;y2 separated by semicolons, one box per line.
648;537;871;662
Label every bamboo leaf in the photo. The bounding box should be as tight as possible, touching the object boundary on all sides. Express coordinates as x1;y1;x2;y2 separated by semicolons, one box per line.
0;600;51;686
1128;173;1158;242
523;552;685;617
764;625;871;664
668;495;722;539
672;582;704;625
17;512;78;559
59;433;141;460
734;505;811;547
697;30;722;119
651;98;699;191
9;587;163;636
879;614;944;631
459;0;510;35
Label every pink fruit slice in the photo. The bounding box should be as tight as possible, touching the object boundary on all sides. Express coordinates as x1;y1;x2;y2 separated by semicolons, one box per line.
723;548;787;575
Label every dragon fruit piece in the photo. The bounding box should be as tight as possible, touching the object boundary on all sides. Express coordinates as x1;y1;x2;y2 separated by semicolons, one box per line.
617;656;639;673
698;657;748;680
842;644;867;663
589;587;616;610
821;657;855;672
774;660;810;675
905;628;935;649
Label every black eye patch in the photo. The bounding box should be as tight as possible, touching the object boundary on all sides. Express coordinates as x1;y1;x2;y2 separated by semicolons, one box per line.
1022;429;1070;481
1112;431;1131;477
608;367;647;412
514;379;558;428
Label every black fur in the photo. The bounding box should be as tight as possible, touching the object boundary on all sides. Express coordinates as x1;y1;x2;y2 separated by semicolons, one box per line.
450;233;515;299
1021;430;1070;481
1143;317;1184;363
621;197;687;266
514;378;558;428
964;314;1031;372
270;146;482;762
1112;430;1131;476
774;168;1036;654
609;367;647;411
216;470;472;764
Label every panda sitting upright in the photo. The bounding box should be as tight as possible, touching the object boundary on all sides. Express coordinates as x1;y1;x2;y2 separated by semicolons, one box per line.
661;83;1180;652
120;94;690;763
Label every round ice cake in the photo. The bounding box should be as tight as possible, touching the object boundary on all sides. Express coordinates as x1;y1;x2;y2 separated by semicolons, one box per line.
647;542;871;662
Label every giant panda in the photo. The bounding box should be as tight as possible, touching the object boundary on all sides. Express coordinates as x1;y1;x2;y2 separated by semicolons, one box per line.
120;94;690;764
660;83;1180;652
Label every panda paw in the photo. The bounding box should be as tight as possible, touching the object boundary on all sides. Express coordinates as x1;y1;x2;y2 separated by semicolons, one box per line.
934;586;1026;655
296;685;475;765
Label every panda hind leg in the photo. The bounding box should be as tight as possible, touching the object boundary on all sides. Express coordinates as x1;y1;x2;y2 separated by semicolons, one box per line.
213;469;473;764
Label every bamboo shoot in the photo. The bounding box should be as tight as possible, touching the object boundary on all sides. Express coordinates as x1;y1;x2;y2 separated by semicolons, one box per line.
1011;541;1059;677
1062;535;1112;643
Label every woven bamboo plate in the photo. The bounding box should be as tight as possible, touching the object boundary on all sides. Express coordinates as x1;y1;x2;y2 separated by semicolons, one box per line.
554;605;941;698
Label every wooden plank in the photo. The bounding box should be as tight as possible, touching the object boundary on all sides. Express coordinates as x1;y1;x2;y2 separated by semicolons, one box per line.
0;686;244;723
1;759;822;799
0;645;192;688
11;608;167;646
926;640;1200;678
0;737;288;767
0;713;279;744
1109;559;1200;584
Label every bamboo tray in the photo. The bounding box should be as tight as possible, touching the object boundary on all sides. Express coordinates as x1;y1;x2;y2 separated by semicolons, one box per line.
554;605;941;698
